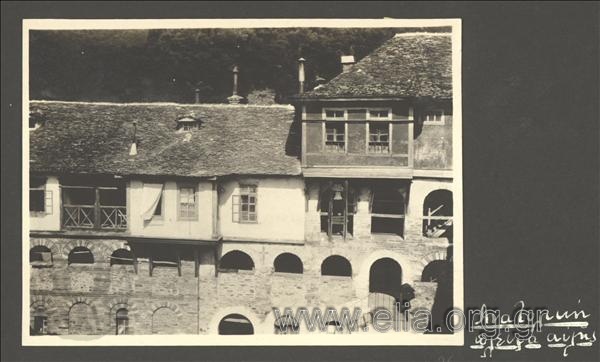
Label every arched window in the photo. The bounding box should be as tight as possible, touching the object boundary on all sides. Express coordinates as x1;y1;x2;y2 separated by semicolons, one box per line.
30;245;53;267
273;253;303;274
68;246;94;265
321;255;352;277
371;187;405;237
31;309;48;335
423;190;453;238
110;249;133;266
218;314;254;335
219;251;254;272
115;308;129;335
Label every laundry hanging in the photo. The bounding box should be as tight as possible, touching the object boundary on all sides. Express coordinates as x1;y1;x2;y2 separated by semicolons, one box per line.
140;183;164;221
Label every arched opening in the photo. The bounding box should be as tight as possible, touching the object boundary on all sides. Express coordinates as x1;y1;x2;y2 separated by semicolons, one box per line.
110;249;133;266
68;246;94;265
115;308;129;335
319;183;356;239
274;253;303;274
30;245;53;267
368;258;403;316
152;307;178;334
371;187;406;237
68;303;96;334
422;260;453;334
321;255;352;277
218;314;254;335
219;250;254;272
423;190;453;238
31;308;48;335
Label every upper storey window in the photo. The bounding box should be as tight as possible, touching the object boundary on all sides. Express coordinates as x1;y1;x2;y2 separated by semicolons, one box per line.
368;123;390;154
323;109;346;120
325;122;346;152
368;109;391;120
422;109;445;125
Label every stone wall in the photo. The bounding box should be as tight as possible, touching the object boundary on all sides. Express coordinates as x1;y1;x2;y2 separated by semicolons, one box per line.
30;232;449;335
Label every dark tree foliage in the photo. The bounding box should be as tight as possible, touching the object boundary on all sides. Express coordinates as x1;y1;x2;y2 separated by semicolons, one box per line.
30;27;449;103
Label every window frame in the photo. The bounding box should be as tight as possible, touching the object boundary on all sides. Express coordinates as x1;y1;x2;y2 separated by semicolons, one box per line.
421;109;446;125
177;184;198;221
322;108;347;121
367;108;392;121
152;188;165;221
233;184;258;224
30;177;51;215
323;121;347;153
367;122;392;154
115;308;129;335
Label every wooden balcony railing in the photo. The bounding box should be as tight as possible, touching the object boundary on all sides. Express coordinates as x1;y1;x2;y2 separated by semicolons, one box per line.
63;205;127;230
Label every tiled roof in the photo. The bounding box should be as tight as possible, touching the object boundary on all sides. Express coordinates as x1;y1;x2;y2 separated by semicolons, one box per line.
29;101;301;177
300;33;452;99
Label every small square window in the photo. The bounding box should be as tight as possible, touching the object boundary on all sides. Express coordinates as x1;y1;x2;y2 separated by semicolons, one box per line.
369;109;390;119
324;109;345;120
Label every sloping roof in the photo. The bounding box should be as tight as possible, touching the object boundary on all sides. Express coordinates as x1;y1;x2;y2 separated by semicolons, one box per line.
29;101;301;177
300;33;452;100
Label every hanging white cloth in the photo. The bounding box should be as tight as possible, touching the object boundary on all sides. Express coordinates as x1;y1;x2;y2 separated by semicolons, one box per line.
140;183;164;221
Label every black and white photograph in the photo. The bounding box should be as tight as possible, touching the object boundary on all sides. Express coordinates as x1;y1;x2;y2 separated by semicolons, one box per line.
23;18;462;345
1;2;598;361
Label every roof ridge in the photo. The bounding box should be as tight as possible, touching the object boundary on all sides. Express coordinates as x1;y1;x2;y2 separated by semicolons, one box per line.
29;100;294;110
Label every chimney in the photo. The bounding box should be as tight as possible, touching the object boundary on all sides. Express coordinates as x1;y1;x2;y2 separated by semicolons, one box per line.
341;55;355;72
227;65;243;104
298;57;306;94
129;121;138;156
194;88;200;104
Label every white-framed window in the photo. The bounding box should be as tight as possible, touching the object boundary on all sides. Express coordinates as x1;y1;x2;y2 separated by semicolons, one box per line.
233;185;258;223
178;185;197;220
422;109;446;125
367;108;392;120
323;109;346;120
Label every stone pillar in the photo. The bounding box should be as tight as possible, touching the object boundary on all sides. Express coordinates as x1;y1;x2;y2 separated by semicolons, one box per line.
353;186;372;239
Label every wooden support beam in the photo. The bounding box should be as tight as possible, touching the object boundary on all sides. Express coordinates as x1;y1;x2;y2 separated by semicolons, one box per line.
176;250;182;277
343;179;349;240
148;256;153;277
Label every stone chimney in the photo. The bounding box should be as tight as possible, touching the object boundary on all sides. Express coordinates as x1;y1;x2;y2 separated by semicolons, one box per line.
341;55;355;72
298;57;306;94
227;65;244;104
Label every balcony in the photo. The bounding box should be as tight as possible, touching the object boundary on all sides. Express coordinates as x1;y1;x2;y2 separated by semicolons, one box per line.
61;182;127;231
